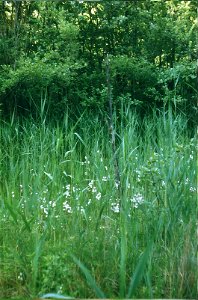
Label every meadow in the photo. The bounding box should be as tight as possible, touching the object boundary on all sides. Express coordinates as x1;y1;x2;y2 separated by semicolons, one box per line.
0;107;197;299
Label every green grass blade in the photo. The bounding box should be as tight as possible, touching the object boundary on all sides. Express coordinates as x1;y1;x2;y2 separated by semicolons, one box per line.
71;255;106;298
3;199;18;224
119;210;127;297
32;232;47;291
127;242;153;298
74;132;86;147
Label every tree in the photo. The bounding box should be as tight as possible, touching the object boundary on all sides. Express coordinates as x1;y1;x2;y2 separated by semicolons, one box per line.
0;0;196;121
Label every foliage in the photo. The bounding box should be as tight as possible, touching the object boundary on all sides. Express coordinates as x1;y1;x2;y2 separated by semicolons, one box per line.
111;55;159;106
0;2;197;297
0;0;197;122
0;56;83;118
0;109;197;298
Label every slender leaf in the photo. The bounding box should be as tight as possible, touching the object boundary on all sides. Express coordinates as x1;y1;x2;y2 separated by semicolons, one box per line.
127;242;153;298
71;255;106;299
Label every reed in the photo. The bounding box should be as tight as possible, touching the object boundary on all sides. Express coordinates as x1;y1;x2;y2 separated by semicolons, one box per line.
0;107;196;298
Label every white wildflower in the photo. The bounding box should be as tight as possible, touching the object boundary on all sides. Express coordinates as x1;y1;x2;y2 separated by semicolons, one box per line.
111;203;120;213
63;190;70;198
78;206;85;214
66;184;70;190
96;192;101;200
63;201;72;213
130;193;144;208
40;204;48;216
92;186;97;193
87;199;91;205
85;156;90;164
49;200;56;208
115;181;120;189
17;272;23;281
43;207;48;216
102;176;108;181
88;180;94;189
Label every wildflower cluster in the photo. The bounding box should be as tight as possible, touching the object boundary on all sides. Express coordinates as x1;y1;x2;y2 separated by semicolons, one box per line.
130;193;144;208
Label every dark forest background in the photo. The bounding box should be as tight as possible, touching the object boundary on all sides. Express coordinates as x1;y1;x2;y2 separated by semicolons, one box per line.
0;0;197;124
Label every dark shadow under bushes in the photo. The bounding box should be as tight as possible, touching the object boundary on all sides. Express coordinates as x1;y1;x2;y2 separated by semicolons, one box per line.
0;56;197;131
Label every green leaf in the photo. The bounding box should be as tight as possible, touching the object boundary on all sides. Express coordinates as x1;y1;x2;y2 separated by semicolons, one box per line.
127;242;153;298
71;255;106;299
74;132;86;147
3;200;18;224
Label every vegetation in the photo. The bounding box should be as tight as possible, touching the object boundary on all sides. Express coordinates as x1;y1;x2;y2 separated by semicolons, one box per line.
0;0;197;122
0;108;197;298
0;0;197;299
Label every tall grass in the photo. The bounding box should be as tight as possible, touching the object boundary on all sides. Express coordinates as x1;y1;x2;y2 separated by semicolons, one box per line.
0;108;197;298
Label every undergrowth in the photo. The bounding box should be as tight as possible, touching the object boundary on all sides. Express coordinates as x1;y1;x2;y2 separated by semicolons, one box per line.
0;108;197;298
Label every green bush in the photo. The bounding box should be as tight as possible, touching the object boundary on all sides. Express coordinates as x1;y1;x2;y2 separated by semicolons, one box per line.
0;57;82;119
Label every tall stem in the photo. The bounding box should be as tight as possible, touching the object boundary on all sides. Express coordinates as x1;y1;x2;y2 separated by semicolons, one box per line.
106;54;127;297
106;54;120;189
